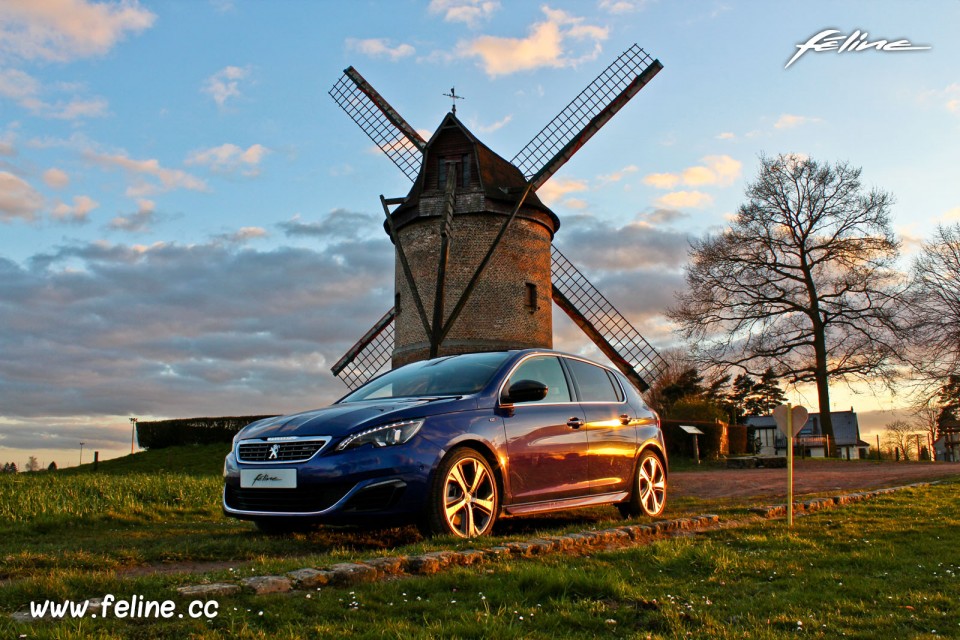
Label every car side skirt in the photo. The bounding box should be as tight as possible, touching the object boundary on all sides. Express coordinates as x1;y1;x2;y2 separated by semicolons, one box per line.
501;490;630;516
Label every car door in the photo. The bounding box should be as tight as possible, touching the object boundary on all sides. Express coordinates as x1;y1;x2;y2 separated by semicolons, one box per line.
501;355;590;504
564;357;637;496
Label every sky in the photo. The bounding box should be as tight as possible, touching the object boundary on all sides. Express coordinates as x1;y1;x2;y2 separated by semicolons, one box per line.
1;0;958;468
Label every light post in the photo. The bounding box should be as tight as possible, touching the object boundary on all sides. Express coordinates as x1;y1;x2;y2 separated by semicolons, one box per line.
79;441;85;466
130;417;138;455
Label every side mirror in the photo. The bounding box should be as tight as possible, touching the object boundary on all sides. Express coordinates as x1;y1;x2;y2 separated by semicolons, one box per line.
503;379;549;404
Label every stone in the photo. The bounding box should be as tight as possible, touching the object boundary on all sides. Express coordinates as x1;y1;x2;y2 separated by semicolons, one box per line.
287;568;332;588
328;563;377;585
365;556;405;575
404;555;442;575
242;576;292;595
177;583;242;597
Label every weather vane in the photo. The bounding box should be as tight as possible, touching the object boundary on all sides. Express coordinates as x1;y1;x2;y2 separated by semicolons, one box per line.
442;87;464;114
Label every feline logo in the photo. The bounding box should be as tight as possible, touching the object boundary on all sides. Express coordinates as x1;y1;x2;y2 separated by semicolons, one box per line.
268;444;280;460
786;29;930;69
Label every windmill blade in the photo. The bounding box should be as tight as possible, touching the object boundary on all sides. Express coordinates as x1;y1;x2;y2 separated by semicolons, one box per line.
330;308;396;390
551;246;666;392
329;67;427;182
513;44;662;192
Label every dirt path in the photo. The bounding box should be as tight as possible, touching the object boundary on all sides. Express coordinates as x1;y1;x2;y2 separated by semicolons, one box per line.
671;460;960;501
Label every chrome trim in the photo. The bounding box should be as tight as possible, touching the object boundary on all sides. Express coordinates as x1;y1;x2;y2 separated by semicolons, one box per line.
497;353;627;407
222;477;402;518
235;435;330;464
502;490;630;516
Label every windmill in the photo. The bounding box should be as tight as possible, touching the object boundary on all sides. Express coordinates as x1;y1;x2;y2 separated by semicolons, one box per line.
328;44;667;393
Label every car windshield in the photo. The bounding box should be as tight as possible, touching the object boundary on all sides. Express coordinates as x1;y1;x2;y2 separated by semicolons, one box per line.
339;352;512;403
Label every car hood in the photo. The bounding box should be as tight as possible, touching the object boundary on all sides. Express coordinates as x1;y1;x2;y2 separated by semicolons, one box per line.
237;396;479;440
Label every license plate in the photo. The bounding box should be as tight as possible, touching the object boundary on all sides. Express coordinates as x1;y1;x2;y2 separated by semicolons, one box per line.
241;468;296;489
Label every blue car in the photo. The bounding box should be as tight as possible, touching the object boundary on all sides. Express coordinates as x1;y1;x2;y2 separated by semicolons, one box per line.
223;349;667;537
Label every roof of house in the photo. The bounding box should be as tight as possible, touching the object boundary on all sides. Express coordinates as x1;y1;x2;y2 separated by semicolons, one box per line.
745;410;863;447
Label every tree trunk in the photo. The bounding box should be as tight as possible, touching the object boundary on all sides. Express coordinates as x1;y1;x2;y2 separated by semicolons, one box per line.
812;323;836;447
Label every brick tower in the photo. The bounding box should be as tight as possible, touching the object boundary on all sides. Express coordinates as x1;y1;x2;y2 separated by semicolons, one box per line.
389;113;559;367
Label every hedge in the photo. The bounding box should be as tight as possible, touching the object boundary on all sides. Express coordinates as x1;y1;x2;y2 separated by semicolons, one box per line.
136;415;278;450
661;419;728;460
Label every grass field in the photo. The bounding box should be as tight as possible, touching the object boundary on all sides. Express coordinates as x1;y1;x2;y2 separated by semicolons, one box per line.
2;446;958;638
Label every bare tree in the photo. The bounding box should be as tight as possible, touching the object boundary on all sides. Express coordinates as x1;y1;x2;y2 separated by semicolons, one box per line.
669;154;905;442
907;224;960;386
883;420;919;461
25;456;40;472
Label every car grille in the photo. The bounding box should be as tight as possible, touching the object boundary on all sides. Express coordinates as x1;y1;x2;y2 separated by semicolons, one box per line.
225;483;352;514
237;438;328;463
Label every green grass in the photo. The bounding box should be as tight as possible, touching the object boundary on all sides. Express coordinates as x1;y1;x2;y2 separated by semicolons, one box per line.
2;446;958;638
2;479;957;639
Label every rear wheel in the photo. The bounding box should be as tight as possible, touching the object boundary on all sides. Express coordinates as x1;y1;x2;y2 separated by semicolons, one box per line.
419;447;499;538
617;449;667;518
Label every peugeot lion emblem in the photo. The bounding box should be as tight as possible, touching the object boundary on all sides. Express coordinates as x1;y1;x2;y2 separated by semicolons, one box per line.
268;444;280;460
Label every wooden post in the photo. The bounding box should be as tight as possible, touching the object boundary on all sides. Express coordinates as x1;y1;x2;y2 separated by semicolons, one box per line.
93;451;99;471
691;434;700;465
787;403;794;527
876;434;881;461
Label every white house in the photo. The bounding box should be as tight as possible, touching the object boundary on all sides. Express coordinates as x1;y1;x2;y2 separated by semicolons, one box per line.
745;409;870;459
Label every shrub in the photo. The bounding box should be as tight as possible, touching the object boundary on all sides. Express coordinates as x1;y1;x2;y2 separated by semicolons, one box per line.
662;420;728;460
137;415;277;450
727;424;748;455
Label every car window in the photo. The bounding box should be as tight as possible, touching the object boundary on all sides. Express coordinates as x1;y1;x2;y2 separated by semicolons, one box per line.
566;358;620;403
605;370;625;402
341;351;511;402
507;356;572;403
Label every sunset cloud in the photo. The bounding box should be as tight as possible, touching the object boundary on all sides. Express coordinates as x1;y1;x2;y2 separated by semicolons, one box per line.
43;168;70;189
346;38;415;61
85;150;207;197
51;194;97;223
202;65;251;108
0;172;43;222
429;0;500;27
655;190;713;209
186;143;269;177
643;155;741;192
774;113;822;129
0;0;155;62
458;6;608;76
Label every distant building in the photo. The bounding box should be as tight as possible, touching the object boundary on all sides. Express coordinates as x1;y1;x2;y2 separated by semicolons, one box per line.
933;420;960;462
745;409;870;459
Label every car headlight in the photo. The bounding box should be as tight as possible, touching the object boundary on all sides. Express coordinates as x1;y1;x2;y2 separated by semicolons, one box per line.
336;419;424;452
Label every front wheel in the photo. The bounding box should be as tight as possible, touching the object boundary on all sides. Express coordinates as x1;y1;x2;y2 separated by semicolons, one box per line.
617;450;667;518
419;447;499;538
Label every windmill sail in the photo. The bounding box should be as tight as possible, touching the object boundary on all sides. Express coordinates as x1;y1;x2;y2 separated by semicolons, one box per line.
330;308;396;390
551;246;667;392
331;249;668;392
329;67;427;182
512;44;662;192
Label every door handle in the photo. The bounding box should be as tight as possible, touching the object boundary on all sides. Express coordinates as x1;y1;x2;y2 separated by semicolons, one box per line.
620;414;631;425
567;417;583;429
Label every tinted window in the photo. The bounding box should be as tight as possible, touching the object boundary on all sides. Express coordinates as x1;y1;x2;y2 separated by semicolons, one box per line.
507;356;572;403
566;358;620;402
341;352;511;402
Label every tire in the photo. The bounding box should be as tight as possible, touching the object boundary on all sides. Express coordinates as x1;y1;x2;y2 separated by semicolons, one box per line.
617;449;667;518
419;447;499;538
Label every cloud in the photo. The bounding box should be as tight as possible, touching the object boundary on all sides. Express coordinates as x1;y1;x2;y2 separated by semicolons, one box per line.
472;114;513;134
943;207;960;222
215;226;268;244
598;0;649;13
0;171;43;222
535;176;589;206
108;199;157;232
716;131;735;140
643;172;679;189
278;210;380;241
655;190;713;209
346;38;415;61
51;194;97;223
458;6;608;76
429;0;500;27
643;155;741;191
0;0;155;62
0;68;108;120
0;132;15;157
0;232;394;434
596;164;638;186
202;65;251;108
85;150;207;197
774;113;822;129
43;167;70;188
185;143;269;177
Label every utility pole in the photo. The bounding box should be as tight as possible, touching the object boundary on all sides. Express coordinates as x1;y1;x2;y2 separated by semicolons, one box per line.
79;441;85;466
